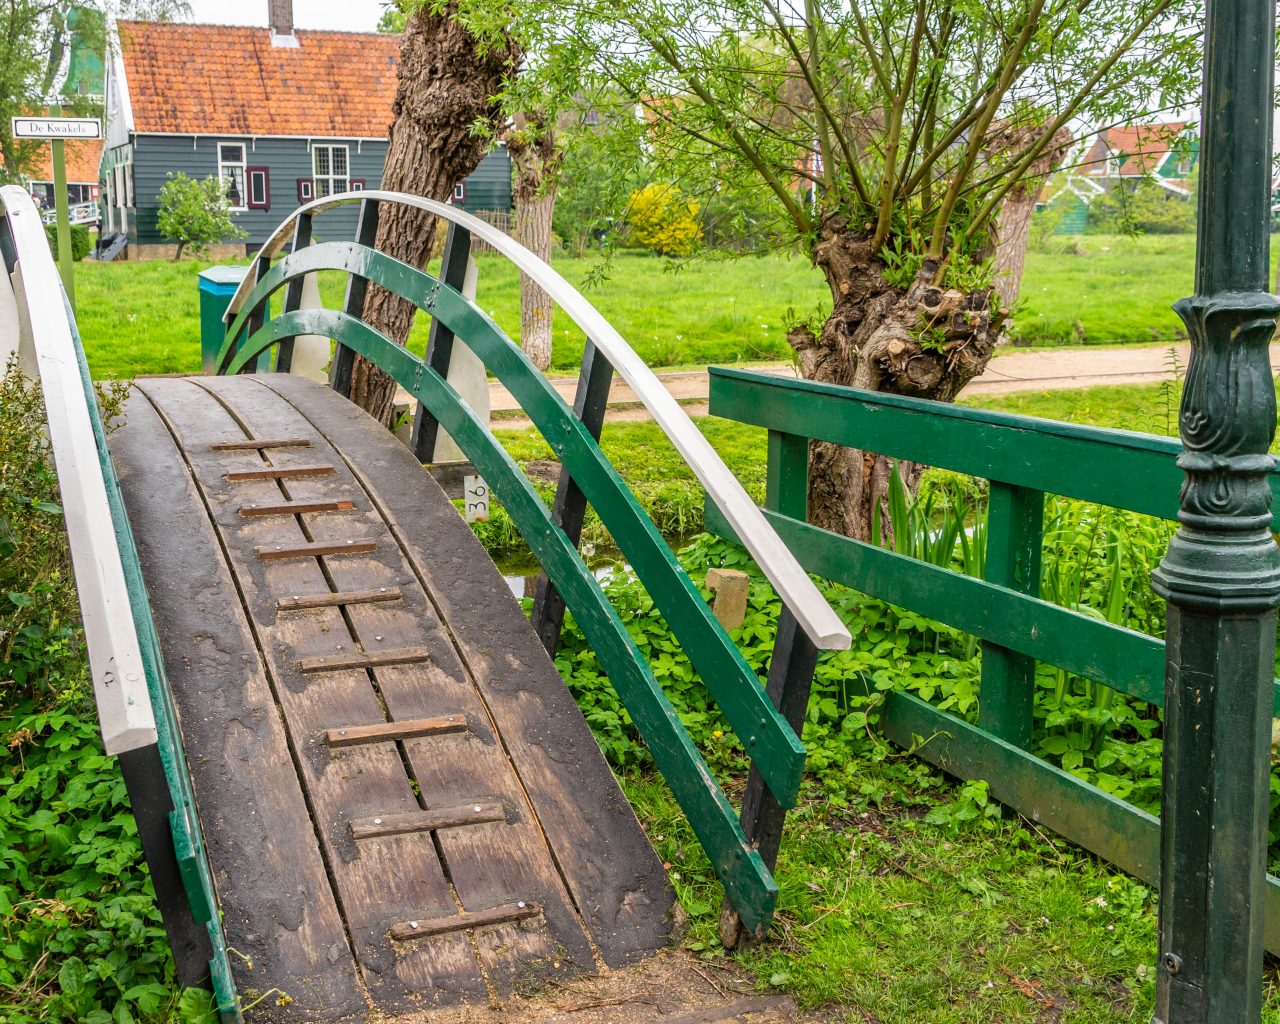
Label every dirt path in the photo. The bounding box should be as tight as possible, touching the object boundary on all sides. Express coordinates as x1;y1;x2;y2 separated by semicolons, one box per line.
473;342;1280;433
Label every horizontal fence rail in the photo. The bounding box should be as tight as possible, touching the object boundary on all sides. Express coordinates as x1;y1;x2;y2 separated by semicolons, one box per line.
214;193;854;935
0;186;239;1017
704;366;1280;953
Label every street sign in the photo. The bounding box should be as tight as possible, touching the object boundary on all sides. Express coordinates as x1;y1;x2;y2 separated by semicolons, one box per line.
11;116;101;140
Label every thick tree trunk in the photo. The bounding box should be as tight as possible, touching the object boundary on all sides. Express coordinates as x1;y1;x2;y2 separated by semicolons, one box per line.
790;219;1005;540
348;6;514;423
508;113;563;372
990;182;1036;315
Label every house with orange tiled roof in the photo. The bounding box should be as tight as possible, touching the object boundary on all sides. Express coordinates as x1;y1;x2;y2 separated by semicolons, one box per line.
4;135;104;227
1078;122;1198;196
101;0;512;259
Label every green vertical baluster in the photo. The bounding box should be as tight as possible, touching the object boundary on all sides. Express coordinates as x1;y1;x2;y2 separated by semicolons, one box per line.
766;429;808;520
979;482;1043;748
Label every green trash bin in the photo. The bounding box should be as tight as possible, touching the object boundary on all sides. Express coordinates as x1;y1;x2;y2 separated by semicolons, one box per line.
198;265;251;374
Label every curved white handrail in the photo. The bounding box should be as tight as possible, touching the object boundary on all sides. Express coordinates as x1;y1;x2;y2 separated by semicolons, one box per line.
227;190;851;651
0;186;157;753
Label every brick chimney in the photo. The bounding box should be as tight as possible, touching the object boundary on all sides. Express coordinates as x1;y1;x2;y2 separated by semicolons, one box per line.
269;0;297;44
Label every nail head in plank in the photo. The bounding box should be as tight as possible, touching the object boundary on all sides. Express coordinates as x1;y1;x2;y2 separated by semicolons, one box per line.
240;499;354;517
256;539;376;561
209;438;313;451
299;645;432;673
325;712;466;747
351;803;504;840
390;902;541;942
225;465;335;482
278;587;403;611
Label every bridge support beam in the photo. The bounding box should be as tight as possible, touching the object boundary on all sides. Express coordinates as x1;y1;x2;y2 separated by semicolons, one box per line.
1150;0;1280;1020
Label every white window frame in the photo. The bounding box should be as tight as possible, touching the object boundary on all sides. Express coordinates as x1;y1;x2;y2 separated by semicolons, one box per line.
312;144;349;198
218;142;247;211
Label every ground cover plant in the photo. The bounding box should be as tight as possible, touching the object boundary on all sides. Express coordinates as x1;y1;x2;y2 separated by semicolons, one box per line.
0;364;215;1024
73;232;1247;381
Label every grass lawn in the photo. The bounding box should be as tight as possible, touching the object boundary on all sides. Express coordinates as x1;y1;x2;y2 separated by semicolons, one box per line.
75;231;1251;380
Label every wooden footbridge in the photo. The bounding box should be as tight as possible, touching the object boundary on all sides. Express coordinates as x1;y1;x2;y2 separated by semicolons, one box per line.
0;185;850;1022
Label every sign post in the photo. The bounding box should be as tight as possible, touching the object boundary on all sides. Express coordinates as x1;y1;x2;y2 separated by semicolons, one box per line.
11;111;102;312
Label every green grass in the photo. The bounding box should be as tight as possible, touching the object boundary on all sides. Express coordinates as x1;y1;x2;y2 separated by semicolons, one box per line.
75;230;1250;381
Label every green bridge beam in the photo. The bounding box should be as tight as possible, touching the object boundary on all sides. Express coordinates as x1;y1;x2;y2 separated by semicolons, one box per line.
1150;0;1280;1020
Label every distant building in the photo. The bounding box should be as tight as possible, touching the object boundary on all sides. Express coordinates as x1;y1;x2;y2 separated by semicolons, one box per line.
1078;122;1198;196
25;139;104;226
102;1;512;259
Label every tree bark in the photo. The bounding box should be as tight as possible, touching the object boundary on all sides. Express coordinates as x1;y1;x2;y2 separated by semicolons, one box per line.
508;112;563;372
789;219;1004;540
348;6;515;423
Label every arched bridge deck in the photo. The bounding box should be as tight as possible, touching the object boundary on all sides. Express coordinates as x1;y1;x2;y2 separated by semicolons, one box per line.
112;372;672;1017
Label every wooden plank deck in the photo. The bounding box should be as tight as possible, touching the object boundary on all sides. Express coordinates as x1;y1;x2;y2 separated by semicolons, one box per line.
109;374;674;1021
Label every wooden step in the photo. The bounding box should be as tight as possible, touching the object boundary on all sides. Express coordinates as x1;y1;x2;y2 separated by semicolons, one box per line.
299;645;432;674
256;539;376;561
225;464;335;482
240;499;354;517
350;803;505;840
324;713;467;747
390;902;541;942
278;587;403;611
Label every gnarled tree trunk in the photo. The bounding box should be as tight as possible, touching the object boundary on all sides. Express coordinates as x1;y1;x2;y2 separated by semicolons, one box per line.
788;219;1004;539
508;111;563;371
348;6;515;423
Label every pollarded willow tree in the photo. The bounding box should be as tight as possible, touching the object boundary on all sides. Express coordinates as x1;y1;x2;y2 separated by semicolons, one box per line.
466;0;1200;537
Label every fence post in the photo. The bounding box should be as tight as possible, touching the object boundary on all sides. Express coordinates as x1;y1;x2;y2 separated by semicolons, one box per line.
1150;0;1280;1019
330;197;380;398
411;221;473;462
530;340;613;656
721;429;817;948
979;482;1043;748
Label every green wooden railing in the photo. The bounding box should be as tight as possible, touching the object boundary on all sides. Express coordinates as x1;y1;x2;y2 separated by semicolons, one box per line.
704;366;1280;953
215;224;815;934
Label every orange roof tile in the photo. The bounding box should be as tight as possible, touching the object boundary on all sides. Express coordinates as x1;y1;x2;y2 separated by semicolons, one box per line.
118;20;399;137
1101;122;1188;175
24;138;103;184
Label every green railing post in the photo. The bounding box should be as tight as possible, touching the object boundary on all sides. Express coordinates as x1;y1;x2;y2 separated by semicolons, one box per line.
1150;0;1280;1019
979;482;1043;748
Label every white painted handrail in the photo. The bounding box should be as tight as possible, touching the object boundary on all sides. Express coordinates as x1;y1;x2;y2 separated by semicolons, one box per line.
0;186;157;754
227;191;851;651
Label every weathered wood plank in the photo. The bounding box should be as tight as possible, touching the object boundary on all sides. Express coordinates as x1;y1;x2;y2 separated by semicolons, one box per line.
389;902;541;942
260;372;675;968
325;714;468;748
224;464;335;482
277;587;402;610
240;498;354;517
209;437;312;451
256;539;376;561
298;646;431;673
135;376;487;1011
351;803;505;840
109;384;365;1022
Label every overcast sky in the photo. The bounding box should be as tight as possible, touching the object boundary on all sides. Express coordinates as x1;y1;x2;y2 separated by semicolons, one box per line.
183;0;385;31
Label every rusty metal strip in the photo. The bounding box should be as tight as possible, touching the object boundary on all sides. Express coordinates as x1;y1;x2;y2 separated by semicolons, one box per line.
277;587;403;611
350;803;504;841
255;539;376;561
298;645;432;673
389;902;541;942
225;465;335;482
209;438;312;451
240;499;354;517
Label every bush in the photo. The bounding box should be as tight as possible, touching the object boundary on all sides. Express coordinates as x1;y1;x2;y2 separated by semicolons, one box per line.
625;183;702;256
156;172;245;260
0;362;187;1023
1086;178;1196;235
44;223;92;262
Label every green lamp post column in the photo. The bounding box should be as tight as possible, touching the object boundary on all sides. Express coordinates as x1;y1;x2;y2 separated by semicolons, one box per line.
1150;0;1280;1020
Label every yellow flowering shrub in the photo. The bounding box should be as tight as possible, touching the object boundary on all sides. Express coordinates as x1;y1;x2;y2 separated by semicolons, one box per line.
626;184;702;256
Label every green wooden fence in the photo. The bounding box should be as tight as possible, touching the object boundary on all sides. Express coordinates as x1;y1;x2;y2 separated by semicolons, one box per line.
703;365;1280;953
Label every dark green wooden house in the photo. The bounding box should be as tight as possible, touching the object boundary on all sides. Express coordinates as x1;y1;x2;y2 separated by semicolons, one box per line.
101;3;512;259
